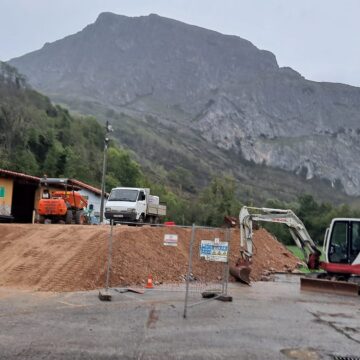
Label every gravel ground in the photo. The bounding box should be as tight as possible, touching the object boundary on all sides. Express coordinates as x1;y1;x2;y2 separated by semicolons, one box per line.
0;277;359;359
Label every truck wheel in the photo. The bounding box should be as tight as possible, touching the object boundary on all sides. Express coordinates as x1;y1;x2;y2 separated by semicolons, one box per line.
65;210;73;224
39;215;45;224
137;214;145;226
150;217;160;226
75;210;85;225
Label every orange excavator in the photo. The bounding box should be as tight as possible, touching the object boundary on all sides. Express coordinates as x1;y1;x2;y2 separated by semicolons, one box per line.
38;178;88;224
231;206;360;296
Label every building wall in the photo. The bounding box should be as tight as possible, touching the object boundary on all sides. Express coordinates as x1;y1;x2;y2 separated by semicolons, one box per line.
0;178;14;216
34;186;42;214
78;189;102;217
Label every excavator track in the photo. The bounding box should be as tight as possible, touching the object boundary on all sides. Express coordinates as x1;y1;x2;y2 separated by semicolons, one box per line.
300;277;360;297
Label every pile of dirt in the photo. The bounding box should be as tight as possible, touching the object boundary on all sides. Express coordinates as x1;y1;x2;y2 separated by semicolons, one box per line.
0;224;301;292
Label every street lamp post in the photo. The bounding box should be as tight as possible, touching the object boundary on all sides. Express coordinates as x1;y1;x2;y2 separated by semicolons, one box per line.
99;121;113;224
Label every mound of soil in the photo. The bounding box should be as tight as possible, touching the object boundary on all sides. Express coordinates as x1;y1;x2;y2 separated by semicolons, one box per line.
0;224;300;292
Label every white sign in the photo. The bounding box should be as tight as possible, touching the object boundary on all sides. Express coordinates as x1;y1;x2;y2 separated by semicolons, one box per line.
164;234;178;246
200;240;229;262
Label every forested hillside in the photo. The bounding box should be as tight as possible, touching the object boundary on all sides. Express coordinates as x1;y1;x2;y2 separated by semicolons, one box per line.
0;61;141;188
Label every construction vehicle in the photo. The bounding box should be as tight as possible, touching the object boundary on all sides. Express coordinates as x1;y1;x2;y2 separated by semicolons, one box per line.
37;178;88;224
230;206;360;296
105;187;166;224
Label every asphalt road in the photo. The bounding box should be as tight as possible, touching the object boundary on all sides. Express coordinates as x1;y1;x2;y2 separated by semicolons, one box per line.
0;277;359;359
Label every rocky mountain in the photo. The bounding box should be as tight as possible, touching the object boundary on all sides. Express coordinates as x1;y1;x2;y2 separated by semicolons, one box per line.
9;12;360;199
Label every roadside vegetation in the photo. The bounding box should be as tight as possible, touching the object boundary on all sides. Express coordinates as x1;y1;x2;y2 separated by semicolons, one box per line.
263;195;360;246
286;245;326;273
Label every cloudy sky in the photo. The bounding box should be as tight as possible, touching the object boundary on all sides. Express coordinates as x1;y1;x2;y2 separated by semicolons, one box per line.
1;0;359;86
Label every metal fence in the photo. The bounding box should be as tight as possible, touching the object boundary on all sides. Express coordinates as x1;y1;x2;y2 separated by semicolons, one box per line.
100;221;233;318
183;224;231;318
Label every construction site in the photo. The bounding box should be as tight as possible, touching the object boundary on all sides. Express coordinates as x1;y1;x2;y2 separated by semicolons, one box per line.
0;221;359;359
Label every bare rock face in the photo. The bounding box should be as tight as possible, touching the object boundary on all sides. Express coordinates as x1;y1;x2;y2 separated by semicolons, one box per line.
9;12;360;195
193;79;360;195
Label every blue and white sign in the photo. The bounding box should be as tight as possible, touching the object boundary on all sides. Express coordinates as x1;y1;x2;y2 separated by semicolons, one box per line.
200;240;229;262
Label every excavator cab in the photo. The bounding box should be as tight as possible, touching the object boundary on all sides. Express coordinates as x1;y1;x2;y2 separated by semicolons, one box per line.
323;219;360;273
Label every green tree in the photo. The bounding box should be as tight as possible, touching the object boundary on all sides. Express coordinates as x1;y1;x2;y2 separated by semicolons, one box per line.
197;176;241;226
13;150;39;174
168;166;195;193
42;142;64;176
260;195;360;246
147;182;189;224
106;147;143;190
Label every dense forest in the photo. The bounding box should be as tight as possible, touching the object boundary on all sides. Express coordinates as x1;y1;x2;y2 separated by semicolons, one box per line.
1;61;359;243
0;61;140;188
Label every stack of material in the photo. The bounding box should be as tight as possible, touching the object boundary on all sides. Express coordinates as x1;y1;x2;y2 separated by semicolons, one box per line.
0;224;300;292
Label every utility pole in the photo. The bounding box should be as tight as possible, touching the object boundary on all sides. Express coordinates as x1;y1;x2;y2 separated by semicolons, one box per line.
99;121;113;223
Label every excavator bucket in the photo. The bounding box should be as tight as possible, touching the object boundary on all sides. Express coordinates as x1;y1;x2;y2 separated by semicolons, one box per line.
230;260;251;285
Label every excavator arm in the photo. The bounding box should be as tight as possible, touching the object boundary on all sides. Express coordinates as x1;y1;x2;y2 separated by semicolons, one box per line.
238;206;321;269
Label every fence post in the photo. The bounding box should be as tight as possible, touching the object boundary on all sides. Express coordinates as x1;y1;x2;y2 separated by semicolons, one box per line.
183;223;196;319
105;219;114;291
224;228;230;295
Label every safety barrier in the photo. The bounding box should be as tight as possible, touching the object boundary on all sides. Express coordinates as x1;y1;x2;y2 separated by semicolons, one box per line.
99;221;233;317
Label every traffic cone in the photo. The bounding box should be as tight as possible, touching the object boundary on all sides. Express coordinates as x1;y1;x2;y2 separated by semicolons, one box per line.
146;274;154;289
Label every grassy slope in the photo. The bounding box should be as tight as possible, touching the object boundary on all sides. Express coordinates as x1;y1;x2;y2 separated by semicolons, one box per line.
286;245;325;273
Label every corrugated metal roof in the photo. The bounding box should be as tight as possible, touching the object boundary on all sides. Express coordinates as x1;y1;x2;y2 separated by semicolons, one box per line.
0;169;104;196
69;179;104;196
0;168;40;182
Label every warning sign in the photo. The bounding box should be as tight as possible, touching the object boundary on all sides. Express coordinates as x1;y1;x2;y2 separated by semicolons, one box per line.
164;234;178;246
200;240;229;262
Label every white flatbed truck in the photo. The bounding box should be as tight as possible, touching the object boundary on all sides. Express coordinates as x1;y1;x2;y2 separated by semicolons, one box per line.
105;187;166;224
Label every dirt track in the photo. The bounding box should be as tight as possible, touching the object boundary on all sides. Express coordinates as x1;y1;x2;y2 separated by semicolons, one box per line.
0;224;300;292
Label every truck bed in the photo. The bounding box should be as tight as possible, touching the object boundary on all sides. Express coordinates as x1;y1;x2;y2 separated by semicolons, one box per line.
147;204;166;217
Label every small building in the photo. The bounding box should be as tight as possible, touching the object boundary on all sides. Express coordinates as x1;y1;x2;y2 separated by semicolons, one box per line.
0;169;106;223
0;169;40;223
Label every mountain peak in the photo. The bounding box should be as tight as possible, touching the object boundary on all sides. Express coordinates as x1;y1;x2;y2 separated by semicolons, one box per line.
95;12;121;22
95;12;163;24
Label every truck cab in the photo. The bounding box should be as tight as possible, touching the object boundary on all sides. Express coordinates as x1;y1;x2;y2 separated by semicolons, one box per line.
105;187;147;222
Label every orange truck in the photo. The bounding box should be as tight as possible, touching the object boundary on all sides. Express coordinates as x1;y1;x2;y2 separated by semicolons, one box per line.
38;178;88;224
